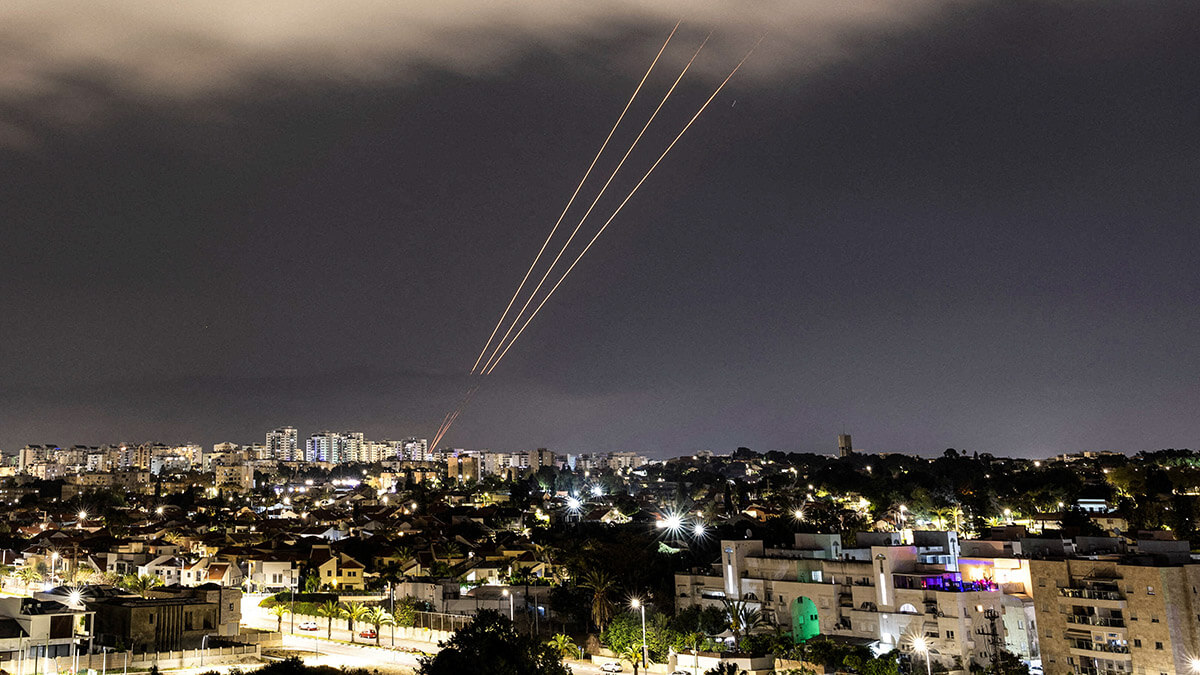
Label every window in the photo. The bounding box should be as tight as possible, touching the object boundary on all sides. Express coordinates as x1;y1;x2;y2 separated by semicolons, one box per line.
1151;614;1159;623
148;614;155;625
1133;639;1142;648
326;570;332;577
1155;642;1163;650
1130;614;1138;621
946;630;955;639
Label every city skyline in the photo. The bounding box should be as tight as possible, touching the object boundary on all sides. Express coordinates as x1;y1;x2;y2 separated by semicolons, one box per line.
3;2;1199;457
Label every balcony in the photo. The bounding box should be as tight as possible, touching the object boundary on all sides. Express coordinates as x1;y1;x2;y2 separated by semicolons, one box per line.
1069;641;1131;659
1060;588;1122;602
1065;615;1125;628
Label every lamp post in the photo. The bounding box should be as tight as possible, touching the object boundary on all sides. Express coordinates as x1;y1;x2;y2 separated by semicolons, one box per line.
502;589;514;620
290;571;297;634
911;636;932;675
631;599;647;669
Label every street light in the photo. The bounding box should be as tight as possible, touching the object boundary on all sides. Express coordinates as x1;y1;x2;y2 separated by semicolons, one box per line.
631;598;647;669
502;588;514;620
911;636;932;675
1188;656;1200;673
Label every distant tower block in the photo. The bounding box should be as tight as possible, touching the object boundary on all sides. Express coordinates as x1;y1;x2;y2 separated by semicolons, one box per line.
838;433;853;458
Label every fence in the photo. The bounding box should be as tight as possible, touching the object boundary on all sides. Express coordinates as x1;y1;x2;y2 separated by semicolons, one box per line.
21;644;263;675
411;610;472;633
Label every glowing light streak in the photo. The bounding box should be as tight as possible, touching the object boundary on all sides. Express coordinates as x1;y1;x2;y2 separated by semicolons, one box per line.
480;32;711;375
484;37;764;374
469;22;680;374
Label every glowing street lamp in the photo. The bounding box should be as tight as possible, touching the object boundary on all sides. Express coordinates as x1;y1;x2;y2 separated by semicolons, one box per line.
502;588;514;620
692;523;706;538
566;497;582;513
1188;656;1200;673
631;598;647;668
911;636;932;675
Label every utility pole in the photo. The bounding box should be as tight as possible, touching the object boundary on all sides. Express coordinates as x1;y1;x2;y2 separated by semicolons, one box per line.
974;604;1003;672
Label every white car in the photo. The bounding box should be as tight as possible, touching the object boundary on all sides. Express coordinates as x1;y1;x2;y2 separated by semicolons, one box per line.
600;663;623;673
298;620;319;631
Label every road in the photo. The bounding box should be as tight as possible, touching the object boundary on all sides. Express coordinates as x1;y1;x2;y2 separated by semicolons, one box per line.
241;595;615;675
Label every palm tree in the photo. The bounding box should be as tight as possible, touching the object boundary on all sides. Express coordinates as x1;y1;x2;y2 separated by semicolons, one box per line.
344;602;369;643
546;633;576;660
721;598;764;645
379;609;398;646
619;644;643;675
15;566;42;592
268;604;290;632
121;574;164;598
932;507;953;530
362;606;390;646
304;570;321;593
316;600;344;639
579;568;616;631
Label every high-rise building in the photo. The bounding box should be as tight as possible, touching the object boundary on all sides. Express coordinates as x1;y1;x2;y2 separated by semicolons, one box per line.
343;432;364;463
266;427;299;461
306;431;344;463
1029;540;1200;675
838;433;853;458
402;438;428;461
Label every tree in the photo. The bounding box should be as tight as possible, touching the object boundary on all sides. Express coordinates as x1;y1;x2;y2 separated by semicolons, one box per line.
618;644;643;675
417;609;570;675
379;610;398;647
394;596;419;627
304;571;321;593
268;604;290;632
15;566;41;591
121;574;164;598
721;599;764;645
362;606;390;646
546;633;576;660
344;602;369;643
679;631;705;674
705;664;745;675
316;600;344;639
579;568;616;630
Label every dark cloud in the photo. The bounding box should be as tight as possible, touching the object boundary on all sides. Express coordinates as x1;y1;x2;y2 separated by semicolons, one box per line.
2;2;1199;456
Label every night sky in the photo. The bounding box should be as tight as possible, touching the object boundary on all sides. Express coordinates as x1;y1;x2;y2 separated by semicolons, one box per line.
2;2;1199;458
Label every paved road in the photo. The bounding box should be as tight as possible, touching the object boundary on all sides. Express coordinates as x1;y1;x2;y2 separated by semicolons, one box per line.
242;597;617;675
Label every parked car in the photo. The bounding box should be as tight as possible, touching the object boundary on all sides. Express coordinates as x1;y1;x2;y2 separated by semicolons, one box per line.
600;663;623;673
359;629;377;639
298;621;319;631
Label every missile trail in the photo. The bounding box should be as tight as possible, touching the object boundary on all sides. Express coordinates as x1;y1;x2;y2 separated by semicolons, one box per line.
468;22;680;375
430;383;480;451
479;33;712;375
483;39;764;376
